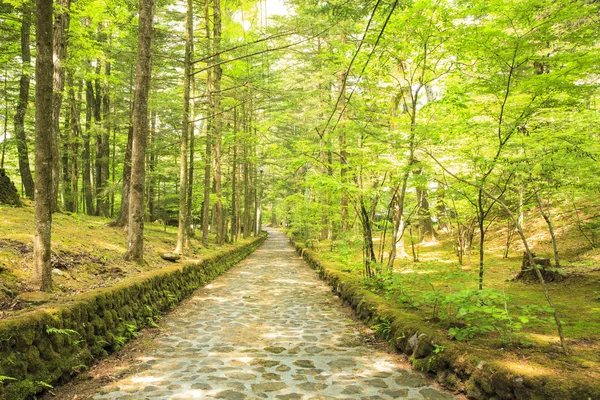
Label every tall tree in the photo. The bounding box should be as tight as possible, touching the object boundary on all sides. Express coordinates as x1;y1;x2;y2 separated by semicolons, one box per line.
33;0;54;291
126;0;155;263
213;0;224;245
52;0;71;212
175;0;193;254
14;2;34;199
201;0;212;247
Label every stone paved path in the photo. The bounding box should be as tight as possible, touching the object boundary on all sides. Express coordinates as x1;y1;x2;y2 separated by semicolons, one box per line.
92;228;457;400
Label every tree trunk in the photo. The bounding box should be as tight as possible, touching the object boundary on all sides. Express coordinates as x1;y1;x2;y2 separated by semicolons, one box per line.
231;107;238;242
213;0;224;245
126;0;155;263
147;112;156;221
477;189;485;290
67;73;80;213
416;170;435;242
535;191;561;268
242;123;250;238
33;0;54;291
101;57;111;216
14;4;35;199
201;0;212;247
51;0;70;212
61;94;71;210
1;72;8;169
185;74;196;244
112;66;135;227
83;81;95;215
175;0;193;254
387;144;413;270
339;74;348;233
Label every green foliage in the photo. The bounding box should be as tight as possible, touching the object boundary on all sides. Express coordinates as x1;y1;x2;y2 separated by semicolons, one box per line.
371;316;392;340
0;376;17;384
45;326;80;337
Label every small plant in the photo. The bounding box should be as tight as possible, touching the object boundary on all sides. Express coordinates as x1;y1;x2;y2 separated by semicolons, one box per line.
371;316;393;340
165;291;178;307
36;381;53;389
146;316;159;328
125;323;139;338
113;335;127;349
46;326;80;337
0;376;16;384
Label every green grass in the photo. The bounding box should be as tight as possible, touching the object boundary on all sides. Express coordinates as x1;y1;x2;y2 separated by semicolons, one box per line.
310;227;600;384
0;205;238;316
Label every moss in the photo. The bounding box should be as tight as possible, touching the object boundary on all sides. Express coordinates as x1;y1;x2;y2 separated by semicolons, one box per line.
0;233;266;400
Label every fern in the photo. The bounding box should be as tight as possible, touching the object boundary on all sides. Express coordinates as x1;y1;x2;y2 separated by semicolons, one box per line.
36;381;53;389
45;326;80;337
0;376;16;383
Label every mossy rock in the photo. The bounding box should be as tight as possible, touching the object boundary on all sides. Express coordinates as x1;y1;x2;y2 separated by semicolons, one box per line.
0;169;21;206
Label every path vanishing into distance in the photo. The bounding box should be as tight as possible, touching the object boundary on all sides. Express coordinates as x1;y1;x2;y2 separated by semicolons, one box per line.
91;229;456;400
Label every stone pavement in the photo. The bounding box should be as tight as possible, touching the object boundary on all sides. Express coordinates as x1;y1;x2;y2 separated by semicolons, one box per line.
92;228;457;400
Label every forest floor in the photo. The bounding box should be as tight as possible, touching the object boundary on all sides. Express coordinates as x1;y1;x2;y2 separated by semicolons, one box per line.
0;204;231;319
309;214;600;393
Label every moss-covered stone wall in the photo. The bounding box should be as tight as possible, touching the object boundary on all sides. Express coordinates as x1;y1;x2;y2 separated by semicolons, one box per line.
292;241;600;400
0;234;266;399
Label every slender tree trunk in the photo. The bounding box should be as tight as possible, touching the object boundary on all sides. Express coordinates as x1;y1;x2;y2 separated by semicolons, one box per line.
477;189;485;290
242;112;250;238
83;81;95;215
126;0;155;263
34;0;54;291
339;73;348;233
147;112;156;221
201;0;212;247
14;3;35;199
101;56;111;216
61;94;71;210
67;72;79;213
51;0;70;212
185;74;196;244
388;144;414;269
213;0;224;245
175;0;193;254
2;71;9;169
112;65;135;226
231;106;238;242
535;191;561;267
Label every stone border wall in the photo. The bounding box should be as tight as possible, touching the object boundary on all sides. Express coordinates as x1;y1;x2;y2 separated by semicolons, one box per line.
0;234;266;399
291;240;600;400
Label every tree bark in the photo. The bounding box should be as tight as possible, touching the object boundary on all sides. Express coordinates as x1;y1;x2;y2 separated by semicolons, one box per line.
126;0;155;263
175;0;193;254
51;0;70;212
112;65;135;227
148;112;156;221
101;55;111;216
231;107;238;242
213;0;224;245
83;80;95;215
535;191;561;268
201;0;212;247
67;72;79;213
14;3;35;199
1;71;8;170
185;74;196;244
339;71;348;233
33;0;54;291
